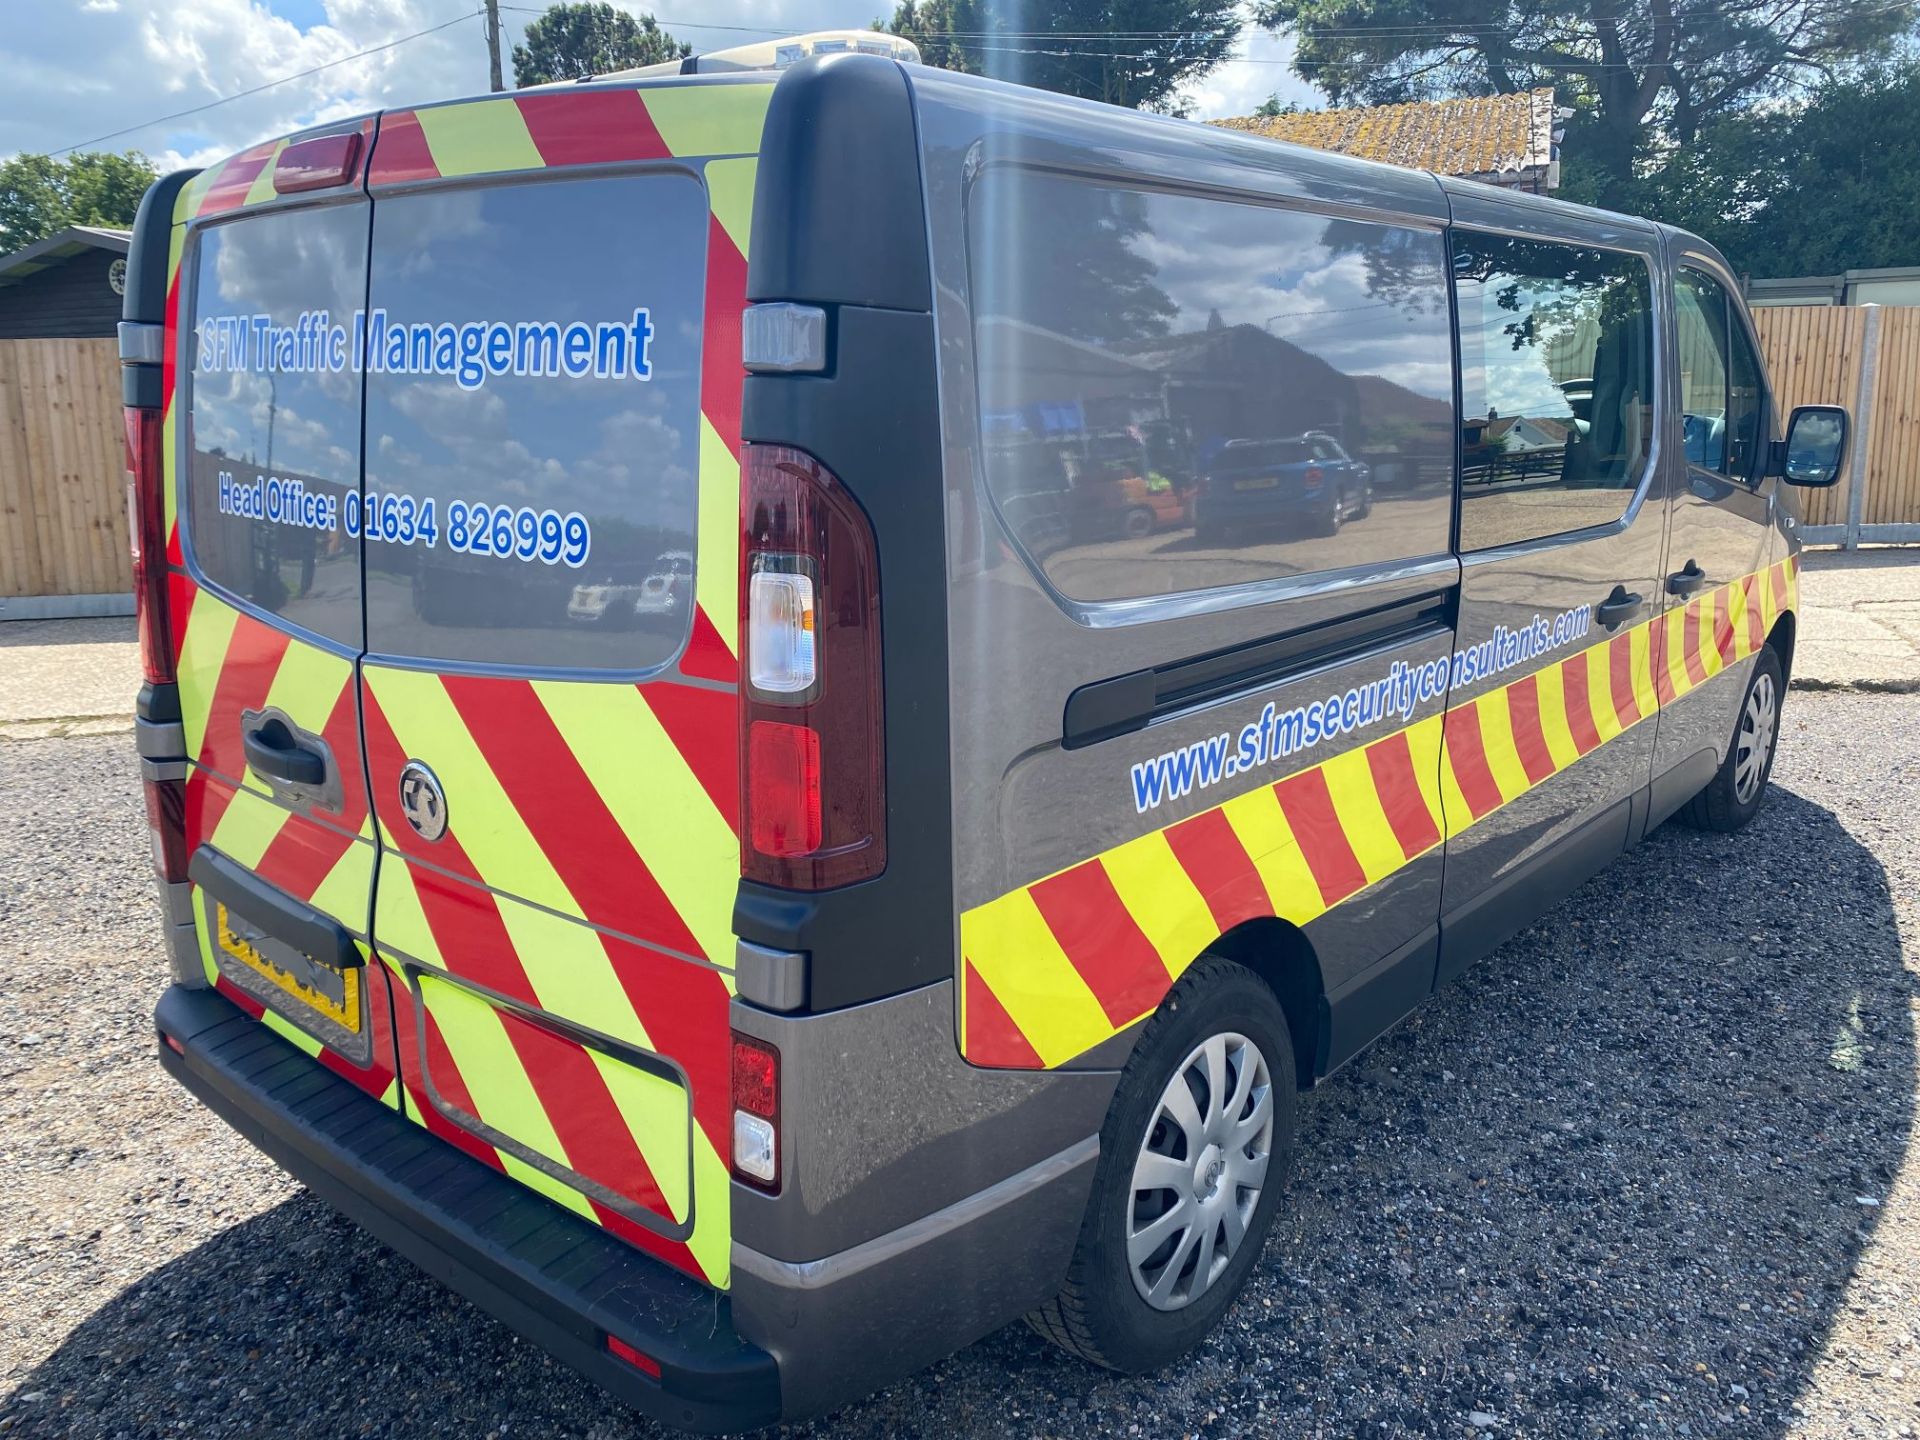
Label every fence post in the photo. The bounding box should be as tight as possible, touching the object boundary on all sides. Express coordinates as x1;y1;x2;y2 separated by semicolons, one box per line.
1845;303;1882;551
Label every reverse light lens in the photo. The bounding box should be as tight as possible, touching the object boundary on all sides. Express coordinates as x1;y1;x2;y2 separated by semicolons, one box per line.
747;568;817;695
733;1113;776;1185
730;1032;780;1189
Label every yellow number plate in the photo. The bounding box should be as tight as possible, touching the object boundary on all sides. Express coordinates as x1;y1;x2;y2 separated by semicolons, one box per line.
216;903;361;1034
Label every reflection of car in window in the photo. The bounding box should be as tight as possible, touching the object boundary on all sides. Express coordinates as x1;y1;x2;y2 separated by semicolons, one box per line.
1193;433;1372;542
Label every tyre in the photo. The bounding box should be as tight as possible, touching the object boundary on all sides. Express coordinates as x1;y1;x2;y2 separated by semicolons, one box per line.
1677;643;1784;833
1027;957;1297;1373
1308;490;1343;538
1124;506;1156;540
1350;482;1373;520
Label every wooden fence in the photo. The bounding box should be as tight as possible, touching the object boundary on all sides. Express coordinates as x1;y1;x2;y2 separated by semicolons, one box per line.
1752;304;1920;543
0;338;129;604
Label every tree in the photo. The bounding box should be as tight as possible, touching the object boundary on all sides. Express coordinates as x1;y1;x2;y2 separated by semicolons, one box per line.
1628;59;1920;277
878;0;1241;112
1251;0;1915;206
0;151;157;253
511;3;689;87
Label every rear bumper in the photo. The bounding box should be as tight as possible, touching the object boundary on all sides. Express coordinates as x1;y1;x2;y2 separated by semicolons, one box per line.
153;985;781;1434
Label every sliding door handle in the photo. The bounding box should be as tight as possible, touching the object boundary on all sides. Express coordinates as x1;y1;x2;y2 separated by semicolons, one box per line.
1666;559;1708;597
1596;585;1644;630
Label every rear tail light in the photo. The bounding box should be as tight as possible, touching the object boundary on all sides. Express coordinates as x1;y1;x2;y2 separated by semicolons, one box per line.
739;445;884;890
1303;465;1325;491
123;406;172;685
730;1031;780;1189
144;773;189;884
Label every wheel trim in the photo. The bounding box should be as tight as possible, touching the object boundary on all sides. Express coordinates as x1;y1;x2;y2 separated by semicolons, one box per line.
1733;669;1777;805
1127;1032;1273;1312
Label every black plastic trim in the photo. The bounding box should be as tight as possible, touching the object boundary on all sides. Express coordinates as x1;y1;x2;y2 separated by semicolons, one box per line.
123;169;200;328
1317;924;1438;1079
746;54;931;313
154;986;781;1433
137;679;182;725
187;845;360;972
733;306;950;1012
1063;588;1454;749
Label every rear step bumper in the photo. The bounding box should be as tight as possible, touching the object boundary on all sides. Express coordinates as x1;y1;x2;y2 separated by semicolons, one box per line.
154;985;781;1434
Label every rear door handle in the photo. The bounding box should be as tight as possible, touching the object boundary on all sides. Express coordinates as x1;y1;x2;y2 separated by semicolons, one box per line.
1666;559;1707;597
1596;585;1644;630
243;715;327;787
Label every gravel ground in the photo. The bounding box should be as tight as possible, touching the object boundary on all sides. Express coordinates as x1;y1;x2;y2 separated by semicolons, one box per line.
0;692;1916;1440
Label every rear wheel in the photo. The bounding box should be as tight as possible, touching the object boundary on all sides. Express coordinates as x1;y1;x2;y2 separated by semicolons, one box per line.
1123;506;1156;539
1677;644;1783;832
1308;489;1343;538
1027;957;1296;1372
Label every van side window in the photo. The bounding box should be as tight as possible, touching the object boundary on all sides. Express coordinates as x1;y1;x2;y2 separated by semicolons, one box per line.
1675;268;1765;482
966;171;1456;606
1453;231;1656;551
362;174;708;672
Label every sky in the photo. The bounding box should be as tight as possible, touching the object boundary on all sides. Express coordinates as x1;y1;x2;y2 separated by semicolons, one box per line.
1;0;1323;171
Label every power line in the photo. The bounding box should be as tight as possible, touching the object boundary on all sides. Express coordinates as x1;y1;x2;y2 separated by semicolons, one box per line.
48;9;482;158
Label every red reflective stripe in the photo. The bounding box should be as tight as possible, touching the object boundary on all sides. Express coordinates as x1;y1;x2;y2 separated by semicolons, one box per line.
1744;574;1765;652
515;89;671;166
197;144;276;215
442;674;707;959
1442;703;1506;822
196;616;292;782
1364;728;1442;860
1682;601;1709;686
251;819;357;910
1028;861;1171;1028
1713;587;1738;664
407;993;510;1169
679;605;737;685
1560;651;1603;755
1608;632;1642;727
596;929;733;1158
964;960;1043;1068
634;679;740;835
1272;767;1369;906
1771;561;1790;613
1163;806;1273;931
1505;673;1556;786
700;211;747;463
367;110;440;185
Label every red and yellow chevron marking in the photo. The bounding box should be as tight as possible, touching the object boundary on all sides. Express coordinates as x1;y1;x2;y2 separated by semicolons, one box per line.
962;555;1800;1070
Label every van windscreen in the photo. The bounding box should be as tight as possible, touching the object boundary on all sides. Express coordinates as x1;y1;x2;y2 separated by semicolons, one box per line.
362;173;708;672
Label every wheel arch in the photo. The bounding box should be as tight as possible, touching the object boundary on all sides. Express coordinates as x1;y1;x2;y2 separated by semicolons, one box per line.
1203;917;1325;1091
1767;608;1796;684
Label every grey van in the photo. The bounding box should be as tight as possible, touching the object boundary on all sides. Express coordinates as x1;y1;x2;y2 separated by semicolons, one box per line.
125;42;1847;1431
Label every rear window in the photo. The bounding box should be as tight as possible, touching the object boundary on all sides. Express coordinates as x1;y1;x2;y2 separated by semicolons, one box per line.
184;203;368;645
363;173;708;672
967;171;1456;606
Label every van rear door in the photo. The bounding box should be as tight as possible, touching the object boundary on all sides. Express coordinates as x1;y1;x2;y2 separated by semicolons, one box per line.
170;127;406;1109
355;83;769;1287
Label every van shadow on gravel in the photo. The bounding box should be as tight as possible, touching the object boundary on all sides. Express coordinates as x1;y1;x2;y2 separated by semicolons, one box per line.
1;786;1911;1439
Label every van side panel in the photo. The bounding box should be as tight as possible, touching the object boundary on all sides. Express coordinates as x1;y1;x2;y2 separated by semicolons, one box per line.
356;81;771;1288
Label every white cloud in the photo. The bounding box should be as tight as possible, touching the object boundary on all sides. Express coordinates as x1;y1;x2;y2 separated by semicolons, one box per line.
1177;24;1320;122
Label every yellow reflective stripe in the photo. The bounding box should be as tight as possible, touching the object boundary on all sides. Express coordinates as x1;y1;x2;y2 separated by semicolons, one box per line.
1400;712;1448;850
177;594;240;761
177;165;220;219
702;156;756;262
1103;830;1220;972
1662;605;1690;699
640;84;773;159
1218;784;1321;926
1699;592;1724;679
414;98;542;176
1531;661;1582;773
243;140;287;207
1473;689;1531;804
209;785;290;869
365;666;578;915
534;680;736;967
1629;622;1658;717
1320;744;1404;886
587;1052;692;1224
1583;640;1623;744
250;641;351;790
193;889;221;986
372;856;445;968
694;415;739;659
308;838;374;934
492;894;652;1050
415;971;596;1220
961;889;1111;1069
687;1138;732;1285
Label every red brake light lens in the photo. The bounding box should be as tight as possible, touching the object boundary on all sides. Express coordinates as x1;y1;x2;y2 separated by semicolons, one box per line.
730;1031;780;1190
143;774;189;884
731;1034;778;1118
739;445;884;890
123;406;172;685
273;131;364;194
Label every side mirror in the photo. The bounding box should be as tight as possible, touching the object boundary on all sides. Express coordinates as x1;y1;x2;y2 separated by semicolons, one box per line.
1774;404;1849;487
